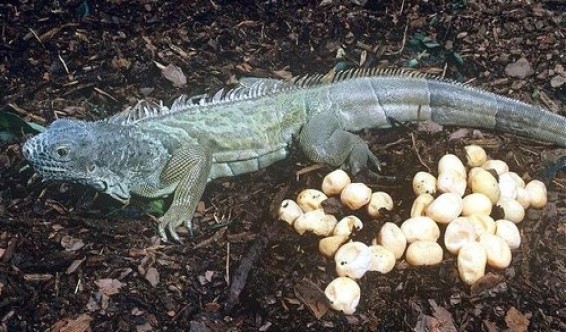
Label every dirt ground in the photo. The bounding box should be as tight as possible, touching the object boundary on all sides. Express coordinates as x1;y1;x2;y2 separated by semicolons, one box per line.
0;0;565;331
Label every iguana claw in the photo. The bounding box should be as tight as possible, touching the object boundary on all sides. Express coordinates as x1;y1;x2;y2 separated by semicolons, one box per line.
157;217;184;243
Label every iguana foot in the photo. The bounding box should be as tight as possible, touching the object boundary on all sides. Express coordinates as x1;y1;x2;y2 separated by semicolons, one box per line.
157;216;184;243
299;111;382;175
347;141;382;174
153;143;212;243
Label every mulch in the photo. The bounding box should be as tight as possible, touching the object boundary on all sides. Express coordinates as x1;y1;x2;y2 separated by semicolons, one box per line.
0;1;564;331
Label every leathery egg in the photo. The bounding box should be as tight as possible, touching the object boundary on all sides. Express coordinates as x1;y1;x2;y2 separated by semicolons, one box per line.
324;277;361;315
457;242;487;285
321;169;352;196
340;183;372;210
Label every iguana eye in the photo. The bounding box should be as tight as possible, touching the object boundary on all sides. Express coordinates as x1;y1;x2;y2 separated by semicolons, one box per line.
86;161;96;173
56;146;70;157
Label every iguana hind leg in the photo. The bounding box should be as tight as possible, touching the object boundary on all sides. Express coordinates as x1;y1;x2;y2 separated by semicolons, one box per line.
299;111;381;174
157;143;212;242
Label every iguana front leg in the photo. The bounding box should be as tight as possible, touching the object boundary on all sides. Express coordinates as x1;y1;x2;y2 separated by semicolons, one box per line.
299;111;381;174
157;143;212;242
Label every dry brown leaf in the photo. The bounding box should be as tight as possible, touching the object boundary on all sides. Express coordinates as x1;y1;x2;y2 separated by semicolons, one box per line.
538;90;561;114
272;69;293;80
23;273;53;282
128;248;148;257
111;56;131;69
61;235;85;251
470;272;506;295
94;278;123;296
505;306;530;332
193;228;227;249
66;258;85;274
144;267;160;287
504;57;534;79
414;314;442;332
293;279;329;320
550;75;565;88
429;300;458;332
204;270;215;282
160;64;187;87
51;313;93;332
136;322;153;332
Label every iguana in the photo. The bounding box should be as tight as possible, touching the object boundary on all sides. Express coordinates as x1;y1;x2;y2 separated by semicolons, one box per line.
22;68;566;242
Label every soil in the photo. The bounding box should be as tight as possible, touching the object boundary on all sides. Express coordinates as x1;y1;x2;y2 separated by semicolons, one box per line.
0;0;565;331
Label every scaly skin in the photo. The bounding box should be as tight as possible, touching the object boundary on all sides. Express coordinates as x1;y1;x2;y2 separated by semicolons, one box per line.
22;68;566;241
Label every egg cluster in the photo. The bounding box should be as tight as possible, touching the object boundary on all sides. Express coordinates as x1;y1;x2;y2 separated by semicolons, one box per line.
277;145;548;315
411;145;547;286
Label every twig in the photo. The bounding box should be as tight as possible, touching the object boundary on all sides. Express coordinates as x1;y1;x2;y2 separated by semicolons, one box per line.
27;28;44;48
225;242;230;285
411;132;432;173
93;87;118;102
224;221;279;313
58;53;70;75
7;103;47;124
295;164;325;181
392;21;409;55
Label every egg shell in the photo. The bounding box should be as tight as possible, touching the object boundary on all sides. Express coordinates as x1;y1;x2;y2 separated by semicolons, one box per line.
444;217;478;255
334;216;363;236
461;193;493;216
496;197;525;223
437;170;467;197
410;193;435;218
505;172;525;188
277;199;303;226
495;219;521;249
293;209;337;236
438;154;467;178
334;242;372;279
425;193;464;224
368;245;396;274
376;222;407;259
464;145;488;167
469;167;500;204
405;241;444;266
525;180;547;209
400;216;440;243
498;172;519;199
324;277;361;315
457;242;487;285
340;183;372;210
412;171;437;195
468;214;496;236
319;235;350;258
367;191;394;218
482;159;509;175
515;187;531;209
321;169;352;196
296;189;328;212
479;233;512;269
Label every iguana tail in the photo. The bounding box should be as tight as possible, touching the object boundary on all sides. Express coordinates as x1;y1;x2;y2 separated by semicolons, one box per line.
305;70;565;147
425;79;565;147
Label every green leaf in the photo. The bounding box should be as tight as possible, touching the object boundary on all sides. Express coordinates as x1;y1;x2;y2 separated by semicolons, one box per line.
0;111;45;143
452;52;464;65
145;198;166;216
406;59;420;68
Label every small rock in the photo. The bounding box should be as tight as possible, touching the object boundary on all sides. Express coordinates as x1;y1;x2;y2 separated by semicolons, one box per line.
504;57;534;79
550;75;565;88
139;87;154;96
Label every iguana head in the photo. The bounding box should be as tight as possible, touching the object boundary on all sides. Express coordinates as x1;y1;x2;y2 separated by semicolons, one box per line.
23;119;133;203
